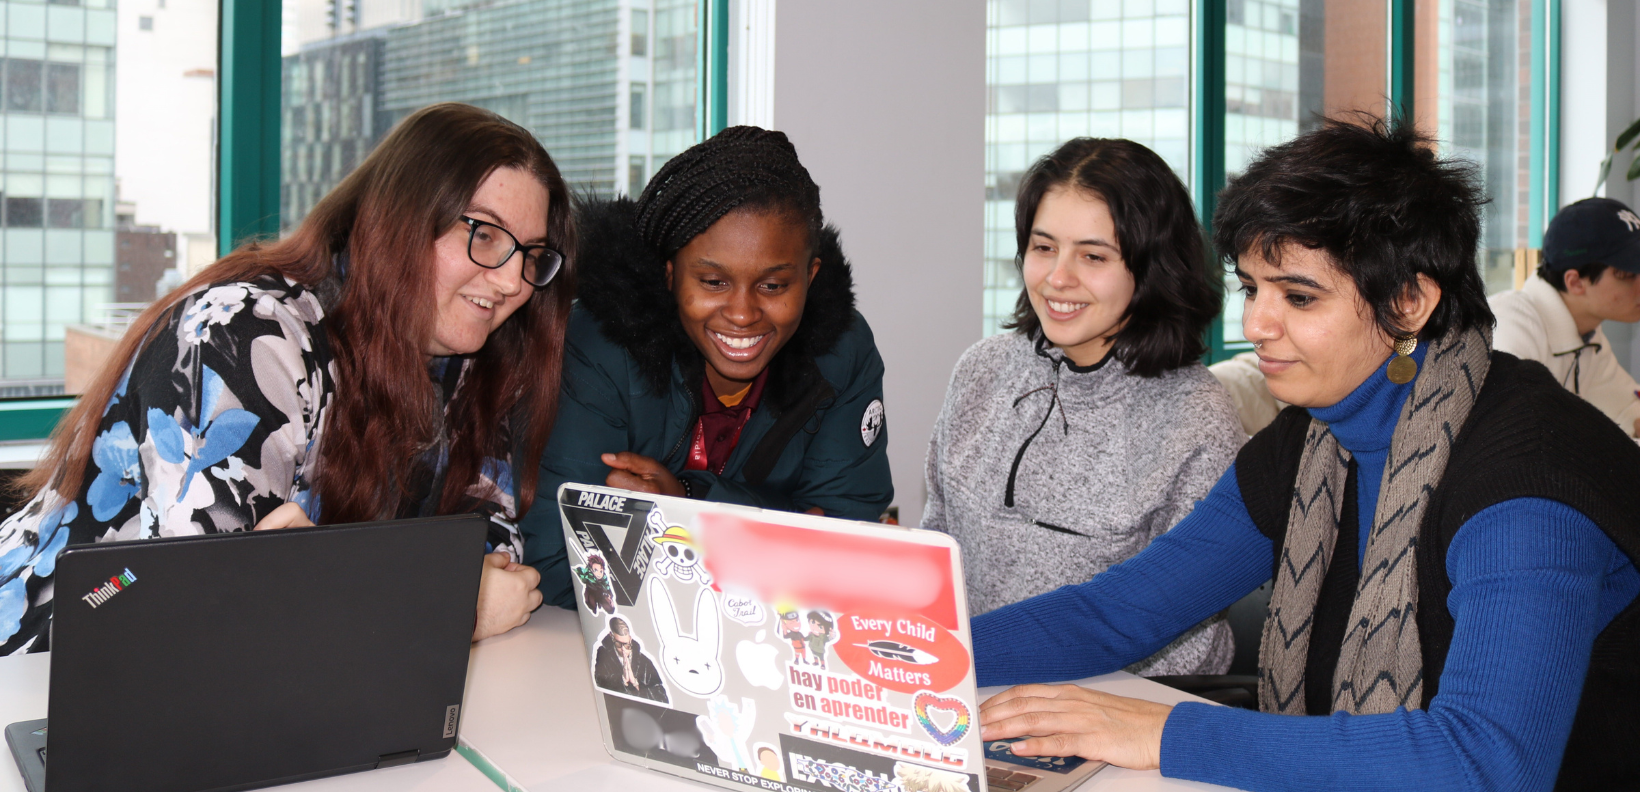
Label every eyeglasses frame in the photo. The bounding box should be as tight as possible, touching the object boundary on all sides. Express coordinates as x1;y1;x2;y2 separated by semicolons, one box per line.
458;215;564;288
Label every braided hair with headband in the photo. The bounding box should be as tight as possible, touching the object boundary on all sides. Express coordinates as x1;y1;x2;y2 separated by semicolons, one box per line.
575;126;857;413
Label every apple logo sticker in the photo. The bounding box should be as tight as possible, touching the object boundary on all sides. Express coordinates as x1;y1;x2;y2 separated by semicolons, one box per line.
736;629;783;690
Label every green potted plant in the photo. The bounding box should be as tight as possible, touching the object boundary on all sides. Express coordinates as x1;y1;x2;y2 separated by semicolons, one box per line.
1595;117;1640;194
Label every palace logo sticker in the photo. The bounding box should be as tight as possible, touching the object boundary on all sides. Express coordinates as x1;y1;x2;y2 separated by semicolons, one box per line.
561;487;660;607
834;613;970;695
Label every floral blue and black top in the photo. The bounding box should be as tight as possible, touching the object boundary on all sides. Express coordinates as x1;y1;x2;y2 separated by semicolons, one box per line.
0;275;525;655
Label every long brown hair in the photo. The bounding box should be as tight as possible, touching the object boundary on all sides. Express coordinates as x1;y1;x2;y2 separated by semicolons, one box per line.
23;102;576;523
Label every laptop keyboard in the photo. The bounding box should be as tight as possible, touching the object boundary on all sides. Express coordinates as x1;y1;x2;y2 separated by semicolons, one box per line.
986;765;1041;790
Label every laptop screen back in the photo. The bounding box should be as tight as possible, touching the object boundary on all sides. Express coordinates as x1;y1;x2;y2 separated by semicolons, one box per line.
559;484;986;792
44;516;487;792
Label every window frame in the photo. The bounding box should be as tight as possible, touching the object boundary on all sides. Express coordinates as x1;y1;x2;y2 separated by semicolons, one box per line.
0;0;1562;438
1198;0;1562;363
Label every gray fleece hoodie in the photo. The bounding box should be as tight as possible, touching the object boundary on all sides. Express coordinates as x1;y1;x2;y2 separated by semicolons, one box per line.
922;331;1244;675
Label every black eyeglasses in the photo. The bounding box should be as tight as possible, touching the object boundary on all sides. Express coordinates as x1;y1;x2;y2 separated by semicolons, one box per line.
459;216;564;288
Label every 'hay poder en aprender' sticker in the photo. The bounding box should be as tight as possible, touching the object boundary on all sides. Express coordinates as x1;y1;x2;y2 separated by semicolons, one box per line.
834;613;970;694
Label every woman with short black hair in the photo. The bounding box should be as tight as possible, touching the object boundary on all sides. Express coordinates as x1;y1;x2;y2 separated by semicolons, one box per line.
922;138;1244;676
973;118;1640;791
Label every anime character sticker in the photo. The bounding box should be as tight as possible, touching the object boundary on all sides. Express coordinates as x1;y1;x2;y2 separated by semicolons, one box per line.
778;607;809;665
574;553;617;614
650;522;713;585
805;610;836;670
593;616;669;703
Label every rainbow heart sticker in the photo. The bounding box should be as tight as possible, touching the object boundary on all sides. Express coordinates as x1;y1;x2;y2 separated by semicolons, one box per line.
912;692;970;746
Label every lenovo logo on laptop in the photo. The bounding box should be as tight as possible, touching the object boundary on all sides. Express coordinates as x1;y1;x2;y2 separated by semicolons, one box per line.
81;568;138;608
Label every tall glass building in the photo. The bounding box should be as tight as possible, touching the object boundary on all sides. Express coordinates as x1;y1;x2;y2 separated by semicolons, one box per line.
0;0;118;392
280;0;698;229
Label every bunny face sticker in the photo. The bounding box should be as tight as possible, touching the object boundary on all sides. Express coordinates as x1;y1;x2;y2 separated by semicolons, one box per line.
648;581;725;698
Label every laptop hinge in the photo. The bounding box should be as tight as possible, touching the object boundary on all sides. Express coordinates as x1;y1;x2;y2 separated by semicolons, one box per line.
375;749;421;769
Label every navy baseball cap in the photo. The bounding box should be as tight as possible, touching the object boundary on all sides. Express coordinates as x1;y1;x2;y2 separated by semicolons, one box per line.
1542;197;1640;274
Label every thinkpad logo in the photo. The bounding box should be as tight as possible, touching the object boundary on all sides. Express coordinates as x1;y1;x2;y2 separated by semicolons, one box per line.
82;568;137;608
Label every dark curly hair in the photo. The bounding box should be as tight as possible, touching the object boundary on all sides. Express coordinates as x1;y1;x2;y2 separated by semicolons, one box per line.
1213;115;1493;340
1006;138;1220;377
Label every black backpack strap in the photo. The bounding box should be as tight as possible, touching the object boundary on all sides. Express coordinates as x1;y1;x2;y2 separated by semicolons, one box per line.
741;379;836;487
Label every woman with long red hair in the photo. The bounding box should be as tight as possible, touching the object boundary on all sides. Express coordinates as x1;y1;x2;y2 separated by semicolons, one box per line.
0;102;573;653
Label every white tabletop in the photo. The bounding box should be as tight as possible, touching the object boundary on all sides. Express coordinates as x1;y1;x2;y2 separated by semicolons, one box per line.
0;652;499;792
460;607;1232;791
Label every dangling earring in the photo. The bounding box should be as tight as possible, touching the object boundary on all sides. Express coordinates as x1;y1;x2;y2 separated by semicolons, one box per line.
1386;335;1419;384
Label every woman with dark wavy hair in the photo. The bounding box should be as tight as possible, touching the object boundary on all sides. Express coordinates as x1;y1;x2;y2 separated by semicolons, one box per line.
922;138;1243;676
974;118;1640;791
0;103;572;652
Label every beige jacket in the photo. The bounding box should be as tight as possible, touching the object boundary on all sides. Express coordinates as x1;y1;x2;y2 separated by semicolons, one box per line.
1209;351;1288;436
1489;276;1640;435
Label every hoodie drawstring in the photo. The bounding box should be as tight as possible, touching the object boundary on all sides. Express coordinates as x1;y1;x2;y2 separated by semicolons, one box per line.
1003;364;1070;508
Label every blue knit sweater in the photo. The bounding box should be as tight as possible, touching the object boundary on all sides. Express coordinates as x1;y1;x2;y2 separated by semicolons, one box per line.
971;351;1640;791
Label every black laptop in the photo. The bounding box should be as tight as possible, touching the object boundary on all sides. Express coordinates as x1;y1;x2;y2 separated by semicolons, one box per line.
4;514;489;792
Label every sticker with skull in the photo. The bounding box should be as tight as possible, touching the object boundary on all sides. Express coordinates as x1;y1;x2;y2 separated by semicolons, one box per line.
650;518;713;585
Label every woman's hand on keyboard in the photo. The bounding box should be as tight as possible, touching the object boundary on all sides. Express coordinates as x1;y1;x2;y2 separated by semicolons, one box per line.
978;684;1170;771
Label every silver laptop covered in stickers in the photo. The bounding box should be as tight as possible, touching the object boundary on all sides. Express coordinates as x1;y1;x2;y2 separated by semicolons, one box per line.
557;483;1106;792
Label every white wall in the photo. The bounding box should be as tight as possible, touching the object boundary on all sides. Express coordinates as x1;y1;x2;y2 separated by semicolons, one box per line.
1562;0;1640;372
114;0;217;238
760;0;986;526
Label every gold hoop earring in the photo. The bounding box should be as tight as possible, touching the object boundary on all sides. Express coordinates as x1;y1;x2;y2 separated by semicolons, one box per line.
1387;335;1419;384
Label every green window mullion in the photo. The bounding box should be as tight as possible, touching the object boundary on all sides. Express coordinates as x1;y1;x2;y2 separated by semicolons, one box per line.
1527;0;1548;246
1196;0;1227;363
695;0;729;140
217;0;284;256
1388;0;1416;121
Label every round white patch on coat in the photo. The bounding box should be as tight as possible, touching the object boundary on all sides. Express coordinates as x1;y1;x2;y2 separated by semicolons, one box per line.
860;399;885;447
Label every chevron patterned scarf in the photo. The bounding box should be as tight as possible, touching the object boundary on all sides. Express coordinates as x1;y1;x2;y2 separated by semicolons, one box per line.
1258;327;1492;715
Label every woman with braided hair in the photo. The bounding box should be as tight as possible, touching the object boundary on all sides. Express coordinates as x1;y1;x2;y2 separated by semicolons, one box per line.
971;118;1640;790
519;127;892;607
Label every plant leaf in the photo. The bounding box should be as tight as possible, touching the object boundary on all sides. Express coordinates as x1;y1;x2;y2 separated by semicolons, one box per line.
1597;155;1614;193
1628;154;1640;182
1618;117;1640;152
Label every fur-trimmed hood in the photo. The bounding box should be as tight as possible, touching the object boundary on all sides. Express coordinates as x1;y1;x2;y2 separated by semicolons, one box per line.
573;196;858;413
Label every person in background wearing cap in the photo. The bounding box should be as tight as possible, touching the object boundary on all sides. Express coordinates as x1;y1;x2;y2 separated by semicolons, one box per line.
1490;197;1640;436
517;127;893;607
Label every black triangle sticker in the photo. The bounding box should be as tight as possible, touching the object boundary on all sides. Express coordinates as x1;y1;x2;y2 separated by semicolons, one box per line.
560;488;658;607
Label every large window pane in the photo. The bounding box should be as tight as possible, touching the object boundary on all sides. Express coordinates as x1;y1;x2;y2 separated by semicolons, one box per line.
1219;0;1387;346
984;0;1194;336
1416;0;1531;296
0;0;203;393
280;0;700;233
